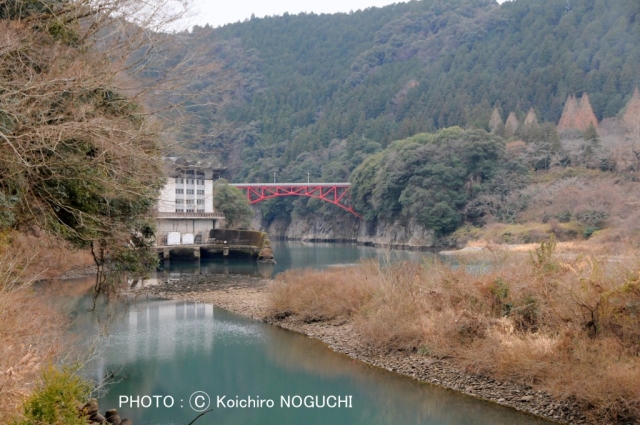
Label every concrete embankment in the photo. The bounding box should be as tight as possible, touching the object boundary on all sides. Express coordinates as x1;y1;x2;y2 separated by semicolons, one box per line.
136;275;585;425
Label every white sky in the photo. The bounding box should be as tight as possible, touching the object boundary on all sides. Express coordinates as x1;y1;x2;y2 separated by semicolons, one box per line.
187;0;508;29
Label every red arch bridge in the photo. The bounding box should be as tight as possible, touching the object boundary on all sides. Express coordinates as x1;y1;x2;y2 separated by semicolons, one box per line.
230;183;362;219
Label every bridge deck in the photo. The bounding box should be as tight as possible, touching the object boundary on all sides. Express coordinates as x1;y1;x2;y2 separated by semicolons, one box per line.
230;182;350;188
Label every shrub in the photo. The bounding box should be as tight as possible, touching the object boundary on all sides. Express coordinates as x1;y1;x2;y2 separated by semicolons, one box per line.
14;365;91;425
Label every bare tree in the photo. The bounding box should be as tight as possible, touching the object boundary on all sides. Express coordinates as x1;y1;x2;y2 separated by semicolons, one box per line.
0;0;202;291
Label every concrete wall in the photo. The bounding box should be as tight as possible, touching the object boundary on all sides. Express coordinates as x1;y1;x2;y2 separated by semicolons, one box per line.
157;219;218;234
157;177;215;213
205;180;214;213
158;178;176;213
157;162;221;214
209;229;266;246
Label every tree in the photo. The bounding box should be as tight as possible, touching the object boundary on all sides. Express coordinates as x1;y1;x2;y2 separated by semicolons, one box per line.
350;127;509;235
212;179;254;229
581;122;601;167
0;0;192;290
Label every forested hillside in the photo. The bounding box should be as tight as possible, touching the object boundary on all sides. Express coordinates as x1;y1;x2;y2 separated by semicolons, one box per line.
168;0;640;237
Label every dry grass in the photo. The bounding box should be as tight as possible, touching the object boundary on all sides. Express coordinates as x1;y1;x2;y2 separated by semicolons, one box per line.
464;238;627;257
0;235;75;421
269;242;640;424
8;232;94;280
270;266;376;322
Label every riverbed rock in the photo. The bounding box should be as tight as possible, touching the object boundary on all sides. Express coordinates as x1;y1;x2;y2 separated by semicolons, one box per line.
89;412;107;424
105;409;121;425
82;399;99;416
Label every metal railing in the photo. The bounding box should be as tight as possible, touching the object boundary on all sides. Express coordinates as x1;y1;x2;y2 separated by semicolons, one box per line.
157;212;225;219
230;182;351;188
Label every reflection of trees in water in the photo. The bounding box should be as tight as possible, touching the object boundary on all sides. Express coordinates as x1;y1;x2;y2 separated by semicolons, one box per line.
83;297;548;425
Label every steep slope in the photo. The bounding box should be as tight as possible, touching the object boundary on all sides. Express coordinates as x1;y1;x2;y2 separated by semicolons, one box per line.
158;0;640;235
172;0;639;182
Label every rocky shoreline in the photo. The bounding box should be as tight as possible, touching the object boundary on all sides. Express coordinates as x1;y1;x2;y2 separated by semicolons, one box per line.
135;273;588;425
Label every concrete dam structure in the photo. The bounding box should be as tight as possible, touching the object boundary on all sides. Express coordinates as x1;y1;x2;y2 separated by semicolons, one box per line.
156;229;274;262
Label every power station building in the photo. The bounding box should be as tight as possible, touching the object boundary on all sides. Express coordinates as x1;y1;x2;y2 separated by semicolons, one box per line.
155;158;226;242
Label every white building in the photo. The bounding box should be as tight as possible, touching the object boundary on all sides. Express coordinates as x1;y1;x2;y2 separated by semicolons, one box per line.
155;158;226;242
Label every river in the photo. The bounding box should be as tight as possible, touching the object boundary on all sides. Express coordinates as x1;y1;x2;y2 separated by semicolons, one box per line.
70;241;551;425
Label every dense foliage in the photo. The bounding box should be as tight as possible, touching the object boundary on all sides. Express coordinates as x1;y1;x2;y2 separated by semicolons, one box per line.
173;0;639;181
351;127;514;233
0;0;183;282
14;366;91;425
212;180;254;229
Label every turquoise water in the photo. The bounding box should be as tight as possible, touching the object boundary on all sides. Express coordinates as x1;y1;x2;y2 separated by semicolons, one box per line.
72;242;551;425
160;240;432;278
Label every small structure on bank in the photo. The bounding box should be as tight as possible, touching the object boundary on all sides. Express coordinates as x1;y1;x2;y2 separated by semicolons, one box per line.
155;158;274;261
156;157;227;235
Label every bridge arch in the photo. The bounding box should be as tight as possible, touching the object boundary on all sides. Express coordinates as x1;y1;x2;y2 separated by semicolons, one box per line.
230;183;362;219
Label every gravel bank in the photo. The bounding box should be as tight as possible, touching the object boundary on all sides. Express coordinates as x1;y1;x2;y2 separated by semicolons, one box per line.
137;273;587;425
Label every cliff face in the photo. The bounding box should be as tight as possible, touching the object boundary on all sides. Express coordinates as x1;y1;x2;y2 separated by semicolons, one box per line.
558;93;598;131
251;209;438;248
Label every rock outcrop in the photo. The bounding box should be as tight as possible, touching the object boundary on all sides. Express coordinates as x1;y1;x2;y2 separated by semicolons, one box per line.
558;93;598;131
252;210;439;249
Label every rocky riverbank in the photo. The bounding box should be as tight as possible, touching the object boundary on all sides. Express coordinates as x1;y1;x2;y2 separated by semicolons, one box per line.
136;274;587;425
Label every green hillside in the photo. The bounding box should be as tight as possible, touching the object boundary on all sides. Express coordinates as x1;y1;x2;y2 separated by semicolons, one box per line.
168;0;640;233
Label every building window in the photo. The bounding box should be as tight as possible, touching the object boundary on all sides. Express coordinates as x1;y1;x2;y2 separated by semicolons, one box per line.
197;190;204;195
175;199;184;204
186;189;194;195
179;178;184;184
175;188;184;194
175;208;184;213
186;208;194;212
196;199;204;205
196;209;204;212
196;171;204;176
186;199;194;205
186;170;194;175
197;179;204;185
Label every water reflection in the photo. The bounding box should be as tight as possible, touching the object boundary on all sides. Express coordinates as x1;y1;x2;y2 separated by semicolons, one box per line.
90;300;550;425
62;242;550;425
154;241;431;281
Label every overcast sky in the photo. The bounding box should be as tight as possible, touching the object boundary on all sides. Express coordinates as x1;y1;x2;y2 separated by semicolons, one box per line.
187;0;508;29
